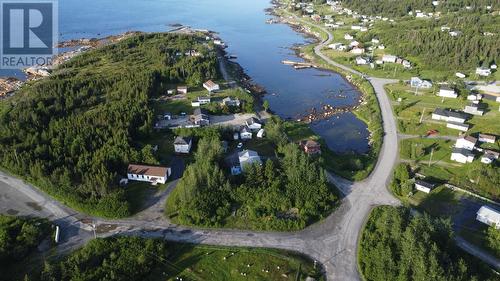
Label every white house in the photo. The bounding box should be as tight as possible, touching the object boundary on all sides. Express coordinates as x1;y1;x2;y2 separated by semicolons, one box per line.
127;164;171;185
191;101;201;107
432;108;468;123
177;86;188;94
203;80;220;92
378;45;385;50
239;126;253;140
349;40;360;47
356;57;369;65
382;54;397;63
222;97;241;107
467;94;481;101
447;122;469;132
451;148;474;163
328;43;344;50
350;47;365;54
344;33;354;40
455;136;477;150
238;150;262;172
415;180;435;194
464;103;484;116
455;72;466;78
371;38;380;44
351;25;362;30
246;117;262;131
476;206;500;229
438;87;458;98
174;136;192;154
410;77;433;89
192;108;210;126
476;67;491;77
481;150;499;164
478;134;496;144
197;96;211;105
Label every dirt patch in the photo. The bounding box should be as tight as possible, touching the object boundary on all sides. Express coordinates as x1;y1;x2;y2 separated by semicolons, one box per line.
26;202;43;211
95;224;119;234
6;209;19;215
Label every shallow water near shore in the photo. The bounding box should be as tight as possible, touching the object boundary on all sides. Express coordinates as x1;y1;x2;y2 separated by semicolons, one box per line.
3;0;370;153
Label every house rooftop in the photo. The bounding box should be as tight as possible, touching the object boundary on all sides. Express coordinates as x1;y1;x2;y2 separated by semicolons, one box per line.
477;206;500;221
203;80;218;88
452;147;474;156
174;136;192;145
479;134;496;141
460;136;477;143
127;164;169;178
193;108;208;116
415;180;435;189
246;117;260;125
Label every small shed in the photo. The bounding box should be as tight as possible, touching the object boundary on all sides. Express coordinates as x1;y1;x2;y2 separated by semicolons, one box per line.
476;206;500;229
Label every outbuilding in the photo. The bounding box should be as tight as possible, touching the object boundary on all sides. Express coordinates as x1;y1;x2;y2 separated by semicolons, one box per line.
438;87;458;98
414;180;435;194
174;136;192;154
476;206;500;229
454;136;477;150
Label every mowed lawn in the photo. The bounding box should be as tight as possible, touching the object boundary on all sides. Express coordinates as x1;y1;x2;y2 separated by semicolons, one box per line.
162;243;322;281
386;83;500;136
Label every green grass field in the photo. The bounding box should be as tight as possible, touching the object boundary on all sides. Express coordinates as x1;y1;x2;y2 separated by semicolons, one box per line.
162;243;323;281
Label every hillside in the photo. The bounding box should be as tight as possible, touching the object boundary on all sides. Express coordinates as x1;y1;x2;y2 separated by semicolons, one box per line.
0;33;219;218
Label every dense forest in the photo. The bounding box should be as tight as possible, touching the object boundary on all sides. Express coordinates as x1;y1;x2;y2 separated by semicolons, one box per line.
370;13;500;73
39;237;169;281
0;33;219;217
341;0;498;17
0;215;51;278
168;118;337;230
359;206;497;281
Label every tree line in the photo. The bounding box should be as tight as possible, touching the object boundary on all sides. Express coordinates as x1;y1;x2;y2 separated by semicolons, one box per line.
0;215;51;279
359;206;497;281
371;13;499;73
0;33;219;217
169;118;337;230
341;0;497;17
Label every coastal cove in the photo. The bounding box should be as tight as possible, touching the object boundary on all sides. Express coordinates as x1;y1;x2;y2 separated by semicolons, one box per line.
58;0;370;154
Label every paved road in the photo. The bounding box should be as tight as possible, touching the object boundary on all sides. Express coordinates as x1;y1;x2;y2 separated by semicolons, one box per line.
0;17;401;281
0;12;497;281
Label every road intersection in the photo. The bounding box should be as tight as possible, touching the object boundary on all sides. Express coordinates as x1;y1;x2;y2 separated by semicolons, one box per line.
1;13;498;281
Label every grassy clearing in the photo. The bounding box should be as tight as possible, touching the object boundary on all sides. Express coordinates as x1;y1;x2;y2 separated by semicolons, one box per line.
164;243;323;281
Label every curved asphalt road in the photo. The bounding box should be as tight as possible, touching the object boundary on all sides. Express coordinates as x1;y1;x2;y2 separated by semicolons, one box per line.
1;13;497;281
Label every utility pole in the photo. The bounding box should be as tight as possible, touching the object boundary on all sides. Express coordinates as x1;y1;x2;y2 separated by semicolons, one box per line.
419;107;426;124
428;147;434;167
415;85;419;96
91;222;97;239
393;65;397;77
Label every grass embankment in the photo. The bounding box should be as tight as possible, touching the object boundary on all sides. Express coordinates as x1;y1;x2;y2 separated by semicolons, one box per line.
36;236;323;281
294;44;383;180
386;83;500;200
